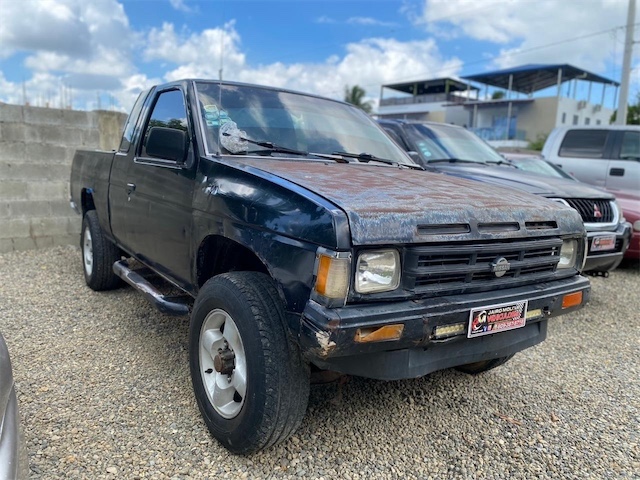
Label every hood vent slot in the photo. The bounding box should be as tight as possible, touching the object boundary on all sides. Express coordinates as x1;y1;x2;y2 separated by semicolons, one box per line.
477;222;520;233
526;221;558;230
417;223;470;235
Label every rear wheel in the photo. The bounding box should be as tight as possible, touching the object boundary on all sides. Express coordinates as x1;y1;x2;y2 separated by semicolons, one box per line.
455;355;515;374
189;272;310;455
81;210;121;291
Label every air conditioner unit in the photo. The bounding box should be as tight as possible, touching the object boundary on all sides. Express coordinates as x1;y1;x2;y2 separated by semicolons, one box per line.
592;104;602;113
577;100;587;110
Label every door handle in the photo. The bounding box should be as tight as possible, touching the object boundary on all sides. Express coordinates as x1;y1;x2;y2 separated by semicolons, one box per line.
126;183;136;194
609;168;625;176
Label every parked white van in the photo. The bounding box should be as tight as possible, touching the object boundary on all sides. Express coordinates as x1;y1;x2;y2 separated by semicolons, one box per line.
542;126;640;192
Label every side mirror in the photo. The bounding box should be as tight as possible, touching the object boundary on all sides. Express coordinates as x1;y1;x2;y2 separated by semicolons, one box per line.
146;126;188;163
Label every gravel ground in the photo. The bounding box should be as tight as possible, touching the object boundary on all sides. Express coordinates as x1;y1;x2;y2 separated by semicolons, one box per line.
0;246;638;480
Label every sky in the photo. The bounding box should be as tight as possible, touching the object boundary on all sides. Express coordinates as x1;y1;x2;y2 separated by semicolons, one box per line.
0;0;639;113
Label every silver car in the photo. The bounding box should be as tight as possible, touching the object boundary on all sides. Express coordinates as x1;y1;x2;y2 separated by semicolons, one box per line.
0;333;28;479
542;125;640;192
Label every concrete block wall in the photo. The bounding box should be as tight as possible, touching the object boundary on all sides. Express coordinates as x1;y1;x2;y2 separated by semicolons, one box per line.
0;103;127;253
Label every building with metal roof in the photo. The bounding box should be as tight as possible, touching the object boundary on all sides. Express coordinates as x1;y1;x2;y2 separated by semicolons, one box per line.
377;77;479;125
377;64;619;147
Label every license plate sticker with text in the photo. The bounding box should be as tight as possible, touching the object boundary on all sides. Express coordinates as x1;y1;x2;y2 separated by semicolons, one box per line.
591;235;616;252
468;300;528;338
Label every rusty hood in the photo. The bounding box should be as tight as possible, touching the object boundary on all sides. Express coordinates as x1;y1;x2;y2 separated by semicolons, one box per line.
237;159;584;245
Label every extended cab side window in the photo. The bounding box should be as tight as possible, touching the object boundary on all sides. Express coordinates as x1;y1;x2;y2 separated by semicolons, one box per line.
119;91;147;152
558;129;608;158
140;89;188;159
619;131;640;160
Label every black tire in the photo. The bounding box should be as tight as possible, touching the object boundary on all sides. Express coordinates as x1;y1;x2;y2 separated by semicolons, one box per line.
81;210;121;291
189;272;310;455
455;354;515;375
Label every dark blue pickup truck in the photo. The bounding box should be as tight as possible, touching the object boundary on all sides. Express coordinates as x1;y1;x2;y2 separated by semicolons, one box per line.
70;79;590;454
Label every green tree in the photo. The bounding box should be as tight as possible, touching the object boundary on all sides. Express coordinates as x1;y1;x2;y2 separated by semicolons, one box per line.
344;85;373;113
491;90;506;100
610;93;640;124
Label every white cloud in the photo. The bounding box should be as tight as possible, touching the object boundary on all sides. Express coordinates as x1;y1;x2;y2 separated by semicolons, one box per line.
315;16;337;24
0;0;140;109
0;0;90;58
144;21;245;81
347;17;398;28
416;0;638;77
0;1;461;112
169;0;192;12
141;21;461;109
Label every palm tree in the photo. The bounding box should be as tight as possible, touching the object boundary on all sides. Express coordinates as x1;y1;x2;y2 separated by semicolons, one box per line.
344;85;373;114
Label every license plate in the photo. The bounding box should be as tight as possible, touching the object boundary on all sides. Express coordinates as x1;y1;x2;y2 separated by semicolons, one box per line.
591;235;616;252
468;300;528;338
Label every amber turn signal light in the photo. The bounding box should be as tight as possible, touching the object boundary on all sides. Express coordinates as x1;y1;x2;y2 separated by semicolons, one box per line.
562;291;583;309
355;324;404;343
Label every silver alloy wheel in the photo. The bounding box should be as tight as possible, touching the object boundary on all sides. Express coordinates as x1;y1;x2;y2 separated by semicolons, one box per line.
83;227;93;277
199;309;247;419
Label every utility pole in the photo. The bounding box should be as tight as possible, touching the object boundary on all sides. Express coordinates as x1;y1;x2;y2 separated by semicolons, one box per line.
616;0;636;125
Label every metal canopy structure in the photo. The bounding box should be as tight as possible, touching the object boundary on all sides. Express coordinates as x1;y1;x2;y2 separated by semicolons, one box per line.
463;64;619;94
383;78;478;96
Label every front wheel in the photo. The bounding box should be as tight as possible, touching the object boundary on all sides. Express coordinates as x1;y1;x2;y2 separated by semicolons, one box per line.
189;272;310;455
455;354;515;375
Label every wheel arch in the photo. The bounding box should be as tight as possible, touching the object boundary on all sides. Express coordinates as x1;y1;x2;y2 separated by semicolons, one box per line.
195;234;271;289
81;188;96;215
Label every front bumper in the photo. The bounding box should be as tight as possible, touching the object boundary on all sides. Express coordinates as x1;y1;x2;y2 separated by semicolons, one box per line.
583;222;632;272
299;274;590;380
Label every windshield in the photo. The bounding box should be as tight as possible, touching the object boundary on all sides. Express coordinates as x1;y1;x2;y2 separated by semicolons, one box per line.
404;123;507;164
508;157;575;180
195;81;414;166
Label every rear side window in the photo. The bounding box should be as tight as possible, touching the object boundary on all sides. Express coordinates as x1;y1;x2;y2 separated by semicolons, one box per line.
619;131;640;160
118;91;148;152
558;129;608;158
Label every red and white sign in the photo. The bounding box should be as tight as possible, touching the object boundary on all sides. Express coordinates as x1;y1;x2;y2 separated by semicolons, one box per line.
468;300;528;338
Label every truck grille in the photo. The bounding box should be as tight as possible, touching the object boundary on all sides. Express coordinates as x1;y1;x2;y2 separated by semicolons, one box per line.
564;199;614;223
403;237;562;296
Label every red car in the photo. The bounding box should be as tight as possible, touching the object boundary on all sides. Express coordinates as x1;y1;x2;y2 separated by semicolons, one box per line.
608;189;640;259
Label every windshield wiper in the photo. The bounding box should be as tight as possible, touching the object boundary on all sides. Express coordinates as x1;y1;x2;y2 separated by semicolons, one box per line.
486;159;518;167
221;133;348;163
331;151;423;170
427;158;487;165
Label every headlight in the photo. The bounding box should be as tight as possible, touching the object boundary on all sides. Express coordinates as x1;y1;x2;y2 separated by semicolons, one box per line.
557;239;578;269
355;250;400;294
634;220;640;232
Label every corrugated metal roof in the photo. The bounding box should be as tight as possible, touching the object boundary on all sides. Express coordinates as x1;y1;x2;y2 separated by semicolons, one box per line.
463;64;619;94
383;77;478;95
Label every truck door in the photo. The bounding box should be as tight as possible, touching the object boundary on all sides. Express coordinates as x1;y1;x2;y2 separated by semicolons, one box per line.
608;129;640;191
115;87;197;290
109;90;149;249
553;129;613;188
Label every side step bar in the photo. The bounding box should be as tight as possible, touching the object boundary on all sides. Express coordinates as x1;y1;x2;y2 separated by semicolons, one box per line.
113;260;190;316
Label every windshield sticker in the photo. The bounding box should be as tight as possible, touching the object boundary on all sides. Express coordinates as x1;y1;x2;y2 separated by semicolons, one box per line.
203;105;232;127
416;141;432;157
